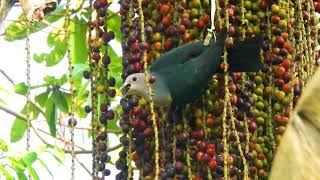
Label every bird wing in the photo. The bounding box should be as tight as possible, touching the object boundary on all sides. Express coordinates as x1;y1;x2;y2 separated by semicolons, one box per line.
149;40;207;72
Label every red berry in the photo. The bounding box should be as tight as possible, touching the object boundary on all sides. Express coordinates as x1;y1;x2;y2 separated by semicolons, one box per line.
131;42;140;53
276;66;286;76
206;148;215;156
275;36;285;46
164;39;173;51
162;16;170;26
281;59;292;70
132;108;141;116
274;114;282;123
160;4;170;14
134;62;142;72
196;20;205;29
272;16;280;24
209;159;217;170
282;83;291;93
196;152;204;161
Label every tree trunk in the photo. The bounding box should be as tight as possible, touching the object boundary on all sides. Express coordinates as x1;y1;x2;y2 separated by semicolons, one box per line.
0;0;58;25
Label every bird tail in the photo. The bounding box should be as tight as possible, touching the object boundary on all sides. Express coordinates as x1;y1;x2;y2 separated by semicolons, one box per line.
226;35;263;72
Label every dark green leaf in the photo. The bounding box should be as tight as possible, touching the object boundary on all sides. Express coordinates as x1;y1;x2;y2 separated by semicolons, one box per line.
0;164;14;180
45;95;57;137
108;46;123;89
107;11;122;42
33;27;67;66
54;90;69;113
14;82;28;95
0;139;9;152
35;90;51;107
10;103;40;142
37;158;53;177
4;8;66;41
70;17;88;64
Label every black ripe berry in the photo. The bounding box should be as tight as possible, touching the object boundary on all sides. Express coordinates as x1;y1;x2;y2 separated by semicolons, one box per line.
103;169;111;176
100;152;111;163
83;71;91;79
85;105;92;113
108;77;116;87
68;117;77;127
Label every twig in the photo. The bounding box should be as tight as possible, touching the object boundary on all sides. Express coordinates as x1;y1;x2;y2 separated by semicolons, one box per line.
36;128;87;151
0;104;28;121
57;122;122;133
0;68;46;116
75;156;91;176
64;144;122;154
0;69;15;85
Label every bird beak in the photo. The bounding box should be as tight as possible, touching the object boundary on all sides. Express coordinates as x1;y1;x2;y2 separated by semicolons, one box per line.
120;83;131;97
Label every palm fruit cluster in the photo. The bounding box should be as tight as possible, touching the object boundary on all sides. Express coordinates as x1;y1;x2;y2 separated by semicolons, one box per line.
117;0;319;179
84;0;118;179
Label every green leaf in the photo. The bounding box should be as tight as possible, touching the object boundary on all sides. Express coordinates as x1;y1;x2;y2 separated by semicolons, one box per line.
57;74;68;85
108;46;123;89
35;90;50;107
0;139;9;152
4;8;66;41
14;169;27;180
43;74;68;86
8;157;26;170
0;164;14;180
10;103;40;142
14;82;28;95
10;119;28;143
33;26;67;66
45;94;57;137
37;158;53;177
54;90;69;113
70;17;88;64
45;145;65;165
22;152;37;167
107;11;122;42
72;64;89;88
28;167;40;180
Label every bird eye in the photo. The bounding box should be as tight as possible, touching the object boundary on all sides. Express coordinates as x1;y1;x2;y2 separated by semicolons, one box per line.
132;77;137;81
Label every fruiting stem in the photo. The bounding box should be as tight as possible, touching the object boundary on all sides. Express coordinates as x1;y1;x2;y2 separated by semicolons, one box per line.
137;0;160;179
87;0;98;178
65;0;76;179
182;107;193;180
202;96;212;180
127;117;133;179
228;102;248;180
222;47;230;180
25;21;31;154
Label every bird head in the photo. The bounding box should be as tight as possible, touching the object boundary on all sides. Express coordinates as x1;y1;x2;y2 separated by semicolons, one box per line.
120;73;149;99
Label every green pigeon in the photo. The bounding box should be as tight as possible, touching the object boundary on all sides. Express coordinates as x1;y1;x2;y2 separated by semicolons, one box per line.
121;29;263;109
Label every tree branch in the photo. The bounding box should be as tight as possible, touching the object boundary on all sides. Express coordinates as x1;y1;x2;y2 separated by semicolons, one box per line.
0;68;46;117
19;0;58;23
0;103;28;121
0;69;14;85
0;0;15;25
75;156;91;176
64;144;122;154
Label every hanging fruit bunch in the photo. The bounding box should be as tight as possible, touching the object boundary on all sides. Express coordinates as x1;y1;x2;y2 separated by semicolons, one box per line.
85;0;117;179
118;0;319;179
